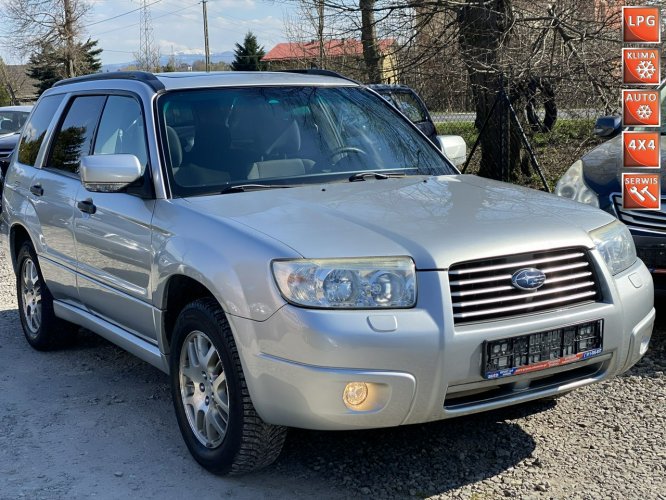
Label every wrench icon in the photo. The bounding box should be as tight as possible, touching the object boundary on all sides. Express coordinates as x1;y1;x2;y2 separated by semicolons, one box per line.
629;186;646;202
640;185;658;202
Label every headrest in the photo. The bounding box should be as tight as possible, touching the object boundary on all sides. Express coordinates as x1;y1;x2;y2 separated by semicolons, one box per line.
265;120;301;157
166;126;182;169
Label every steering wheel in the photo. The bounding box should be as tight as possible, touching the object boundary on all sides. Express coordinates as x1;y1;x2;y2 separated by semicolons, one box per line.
328;146;368;165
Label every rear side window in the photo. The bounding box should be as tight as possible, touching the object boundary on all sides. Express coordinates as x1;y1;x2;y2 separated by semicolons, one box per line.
47;95;106;175
17;94;65;166
93;96;148;169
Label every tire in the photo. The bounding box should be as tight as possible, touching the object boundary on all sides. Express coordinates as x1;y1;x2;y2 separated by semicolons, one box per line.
525;77;557;133
15;241;77;350
170;298;287;475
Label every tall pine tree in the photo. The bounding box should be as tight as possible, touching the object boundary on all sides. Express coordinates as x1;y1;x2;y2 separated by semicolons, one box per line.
27;38;102;95
231;32;266;71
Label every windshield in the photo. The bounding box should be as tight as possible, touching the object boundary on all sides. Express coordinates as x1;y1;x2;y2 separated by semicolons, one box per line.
0;110;29;134
158;86;455;197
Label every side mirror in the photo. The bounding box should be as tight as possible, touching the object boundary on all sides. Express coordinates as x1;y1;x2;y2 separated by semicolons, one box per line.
593;116;621;138
80;154;143;193
436;135;467;167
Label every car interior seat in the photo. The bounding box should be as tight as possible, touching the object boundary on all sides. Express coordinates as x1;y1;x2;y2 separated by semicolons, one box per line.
248;119;314;179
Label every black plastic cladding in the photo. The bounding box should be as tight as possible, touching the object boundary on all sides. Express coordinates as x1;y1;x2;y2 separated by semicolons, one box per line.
52;71;166;92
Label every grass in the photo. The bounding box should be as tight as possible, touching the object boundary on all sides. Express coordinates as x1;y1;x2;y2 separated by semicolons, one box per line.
434;117;605;189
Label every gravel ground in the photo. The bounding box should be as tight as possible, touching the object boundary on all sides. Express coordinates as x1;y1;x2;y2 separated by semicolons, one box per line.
0;252;664;499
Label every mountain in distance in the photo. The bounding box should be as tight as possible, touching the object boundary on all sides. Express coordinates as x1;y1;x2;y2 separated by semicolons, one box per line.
102;51;235;72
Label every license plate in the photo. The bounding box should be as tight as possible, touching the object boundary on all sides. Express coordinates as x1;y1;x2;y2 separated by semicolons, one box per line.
483;320;603;379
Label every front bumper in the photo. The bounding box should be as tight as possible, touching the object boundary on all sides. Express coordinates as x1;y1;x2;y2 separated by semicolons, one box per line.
230;258;654;430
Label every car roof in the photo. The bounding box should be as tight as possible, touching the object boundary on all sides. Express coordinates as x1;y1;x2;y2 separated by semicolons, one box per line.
52;71;359;93
0;105;33;112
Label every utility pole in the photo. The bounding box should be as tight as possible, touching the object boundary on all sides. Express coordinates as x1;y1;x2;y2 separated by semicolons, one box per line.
139;0;158;71
316;0;324;68
202;0;210;72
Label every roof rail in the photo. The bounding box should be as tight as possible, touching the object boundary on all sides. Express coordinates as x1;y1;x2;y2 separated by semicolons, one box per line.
52;71;165;91
279;69;360;85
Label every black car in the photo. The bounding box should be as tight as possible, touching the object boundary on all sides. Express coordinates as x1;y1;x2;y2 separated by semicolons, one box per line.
0;131;21;180
367;84;438;143
368;84;466;166
554;82;666;291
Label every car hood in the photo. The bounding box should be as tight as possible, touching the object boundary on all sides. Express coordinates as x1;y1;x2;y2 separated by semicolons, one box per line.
0;132;20;150
581;134;666;200
183;175;615;269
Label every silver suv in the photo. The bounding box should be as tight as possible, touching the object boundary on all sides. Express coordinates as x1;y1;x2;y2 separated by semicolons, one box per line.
0;71;655;475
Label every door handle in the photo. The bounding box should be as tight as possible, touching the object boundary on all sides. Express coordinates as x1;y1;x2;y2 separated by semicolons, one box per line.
30;184;43;196
77;198;97;214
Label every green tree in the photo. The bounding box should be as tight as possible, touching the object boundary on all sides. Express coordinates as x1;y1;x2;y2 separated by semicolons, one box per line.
0;86;10;106
231;32;266;71
27;38;102;95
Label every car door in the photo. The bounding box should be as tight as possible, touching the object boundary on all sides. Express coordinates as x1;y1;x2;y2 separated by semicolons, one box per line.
25;94;105;305
73;94;157;342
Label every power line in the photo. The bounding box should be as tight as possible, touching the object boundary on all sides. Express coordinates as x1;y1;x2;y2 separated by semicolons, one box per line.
85;0;163;28
94;2;200;36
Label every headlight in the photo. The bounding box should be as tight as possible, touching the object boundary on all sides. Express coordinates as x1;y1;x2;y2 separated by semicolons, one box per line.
272;257;416;308
554;160;599;208
590;220;637;275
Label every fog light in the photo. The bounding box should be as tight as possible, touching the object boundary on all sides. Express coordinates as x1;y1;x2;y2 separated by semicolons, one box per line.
343;382;368;408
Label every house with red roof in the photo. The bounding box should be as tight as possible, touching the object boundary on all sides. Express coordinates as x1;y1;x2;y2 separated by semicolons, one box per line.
262;38;398;84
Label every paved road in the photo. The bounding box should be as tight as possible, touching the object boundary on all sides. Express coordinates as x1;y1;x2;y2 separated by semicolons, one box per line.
0;253;664;499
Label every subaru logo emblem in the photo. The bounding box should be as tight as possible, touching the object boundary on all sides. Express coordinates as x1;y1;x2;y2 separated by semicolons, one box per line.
511;268;547;291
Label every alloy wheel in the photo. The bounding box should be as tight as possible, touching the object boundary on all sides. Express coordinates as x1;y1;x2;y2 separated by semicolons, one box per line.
20;257;42;336
179;330;230;448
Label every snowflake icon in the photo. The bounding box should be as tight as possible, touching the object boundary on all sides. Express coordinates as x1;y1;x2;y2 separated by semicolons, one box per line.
636;60;656;80
637;104;653;120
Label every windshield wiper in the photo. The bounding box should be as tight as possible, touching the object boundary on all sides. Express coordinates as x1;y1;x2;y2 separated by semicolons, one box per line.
348;171;407;182
220;184;294;194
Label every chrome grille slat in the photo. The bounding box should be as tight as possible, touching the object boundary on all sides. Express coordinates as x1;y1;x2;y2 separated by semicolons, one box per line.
450;274;512;286
451;285;515;297
453;281;596;308
540;262;589;273
453;290;597;319
544;271;592;284
449;247;600;325
448;252;584;275
450;271;593;297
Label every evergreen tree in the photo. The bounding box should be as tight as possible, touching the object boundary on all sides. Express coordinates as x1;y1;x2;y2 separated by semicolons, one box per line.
231;32;266;71
27;39;102;95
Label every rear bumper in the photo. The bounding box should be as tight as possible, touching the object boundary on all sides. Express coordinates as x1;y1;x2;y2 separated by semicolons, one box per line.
229;259;654;431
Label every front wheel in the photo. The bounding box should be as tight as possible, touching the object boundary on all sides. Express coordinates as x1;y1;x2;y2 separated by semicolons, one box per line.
170;298;286;475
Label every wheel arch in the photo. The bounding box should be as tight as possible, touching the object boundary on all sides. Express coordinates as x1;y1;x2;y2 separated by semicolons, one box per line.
160;273;217;353
9;223;33;273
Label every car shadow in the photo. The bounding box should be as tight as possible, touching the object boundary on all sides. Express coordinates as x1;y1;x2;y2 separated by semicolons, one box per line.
264;403;542;497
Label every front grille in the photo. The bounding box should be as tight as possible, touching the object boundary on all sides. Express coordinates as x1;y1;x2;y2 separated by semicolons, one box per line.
0;150;10;159
449;247;600;325
613;193;666;233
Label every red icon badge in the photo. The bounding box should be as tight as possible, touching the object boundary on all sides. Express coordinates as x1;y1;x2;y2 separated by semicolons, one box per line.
623;48;660;85
622;90;660;127
623;131;661;168
623;6;661;43
623;173;661;210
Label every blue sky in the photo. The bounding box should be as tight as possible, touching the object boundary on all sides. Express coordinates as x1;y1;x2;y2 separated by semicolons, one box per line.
1;0;290;65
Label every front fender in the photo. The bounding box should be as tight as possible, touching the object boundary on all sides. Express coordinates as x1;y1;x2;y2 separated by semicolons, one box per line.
152;199;300;321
